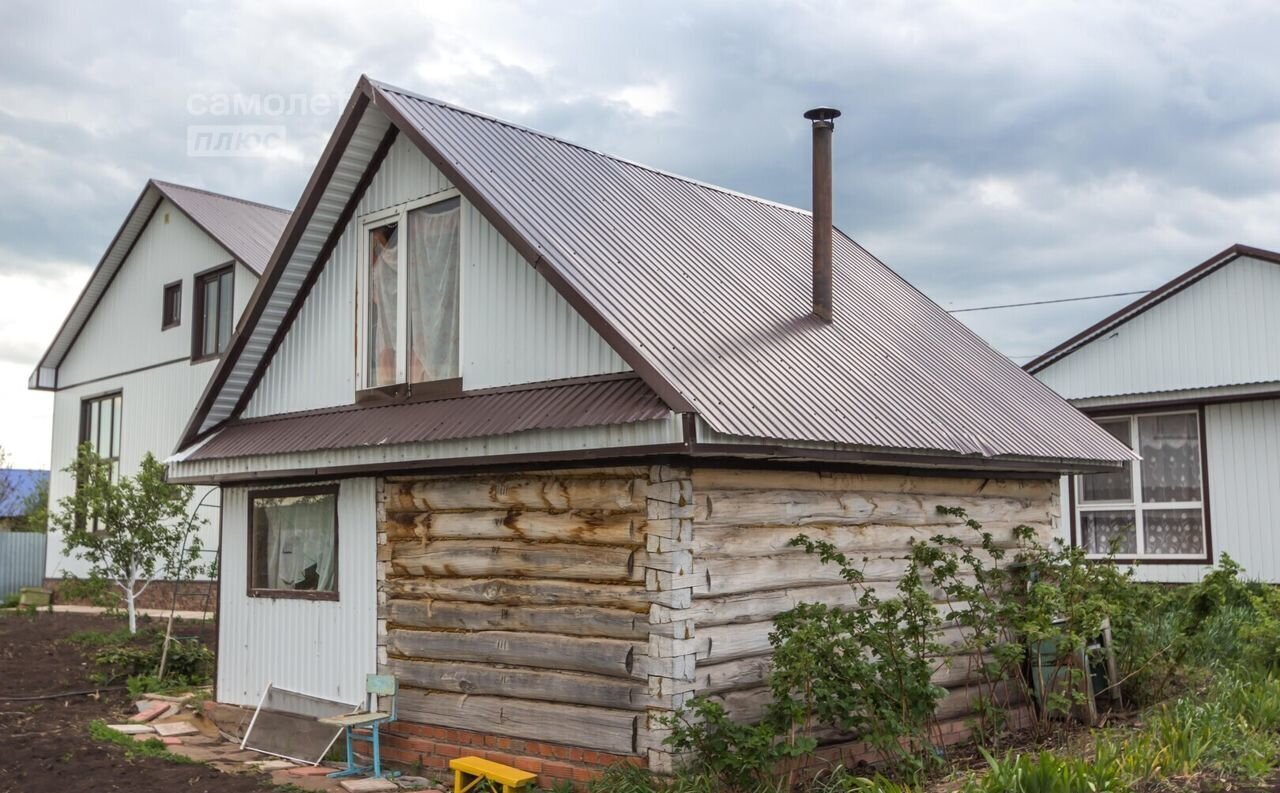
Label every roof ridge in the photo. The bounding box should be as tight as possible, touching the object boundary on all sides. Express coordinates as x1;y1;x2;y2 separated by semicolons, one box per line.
369;79;811;217
150;179;291;214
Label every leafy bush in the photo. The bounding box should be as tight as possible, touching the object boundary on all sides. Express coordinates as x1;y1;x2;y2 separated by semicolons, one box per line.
78;626;212;689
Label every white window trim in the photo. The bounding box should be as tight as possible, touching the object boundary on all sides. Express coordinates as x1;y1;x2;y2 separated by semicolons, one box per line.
355;188;463;392
1076;409;1208;561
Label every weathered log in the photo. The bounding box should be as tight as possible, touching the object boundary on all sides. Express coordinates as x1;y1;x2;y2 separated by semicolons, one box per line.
709;678;1022;726
384;576;649;611
695;550;1003;597
385;657;646;710
396;689;639;754
691;468;1055;500
386;628;644;679
389;539;642;582
693;522;1026;558
384;509;643;546
385;599;646;639
693;489;1050;530
386;475;646;512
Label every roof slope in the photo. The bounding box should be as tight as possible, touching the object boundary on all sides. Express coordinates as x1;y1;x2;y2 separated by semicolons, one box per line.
188;375;667;460
29;180;289;389
1025;244;1280;375
182;77;1132;469
0;469;47;518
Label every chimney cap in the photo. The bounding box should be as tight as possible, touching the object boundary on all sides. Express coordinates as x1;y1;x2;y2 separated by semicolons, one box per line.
804;107;842;123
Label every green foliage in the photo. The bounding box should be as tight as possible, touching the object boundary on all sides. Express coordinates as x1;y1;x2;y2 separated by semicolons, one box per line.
76;624;212;689
962;750;1124;793
662;697;805;791
59;573;123;609
87;718;198;763
13;475;49;532
50;445;206;632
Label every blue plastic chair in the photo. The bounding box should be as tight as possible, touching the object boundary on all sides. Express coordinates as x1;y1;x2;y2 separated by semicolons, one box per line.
320;674;398;779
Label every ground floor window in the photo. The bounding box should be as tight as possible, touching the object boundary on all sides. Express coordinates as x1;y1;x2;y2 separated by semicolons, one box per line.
1074;409;1209;561
248;485;339;599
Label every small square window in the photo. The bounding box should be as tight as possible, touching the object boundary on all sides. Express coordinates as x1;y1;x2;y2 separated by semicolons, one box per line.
249;487;339;599
162;282;182;330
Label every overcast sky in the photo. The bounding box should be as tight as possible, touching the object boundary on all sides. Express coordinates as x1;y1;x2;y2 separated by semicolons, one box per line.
3;0;1280;468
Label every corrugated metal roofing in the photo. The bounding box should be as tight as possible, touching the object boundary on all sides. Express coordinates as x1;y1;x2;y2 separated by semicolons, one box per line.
151;181;291;275
189;375;668;460
183;77;1133;468
29;180;289;388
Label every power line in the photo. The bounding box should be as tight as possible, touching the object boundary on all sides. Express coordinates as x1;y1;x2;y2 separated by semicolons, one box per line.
947;289;1152;314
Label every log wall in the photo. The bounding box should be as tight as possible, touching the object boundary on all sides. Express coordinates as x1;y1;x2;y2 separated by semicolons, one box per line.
376;466;694;761
679;467;1059;740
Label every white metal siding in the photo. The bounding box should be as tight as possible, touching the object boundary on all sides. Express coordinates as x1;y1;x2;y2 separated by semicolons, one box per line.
1036;257;1280;401
1057;399;1280;583
46;361;224;578
243;134;628;418
216;478;378;706
58;199;236;386
170;413;682;482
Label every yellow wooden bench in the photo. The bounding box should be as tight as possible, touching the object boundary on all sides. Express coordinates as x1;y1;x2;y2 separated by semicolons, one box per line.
450;755;537;793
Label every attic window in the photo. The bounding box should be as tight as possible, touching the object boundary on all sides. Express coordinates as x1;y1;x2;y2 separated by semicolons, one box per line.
358;191;461;393
162;281;182;330
193;264;234;362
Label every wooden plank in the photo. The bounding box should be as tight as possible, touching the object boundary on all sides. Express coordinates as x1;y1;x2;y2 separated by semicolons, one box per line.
693;489;1050;530
385;576;650;611
693;522;1026;559
691;468;1055;500
386;475;646;512
386;628;643;679
385;658;647;710
384;509;643;545
385;599;647;639
389;539;641;582
397;689;639;754
696;551;1001;597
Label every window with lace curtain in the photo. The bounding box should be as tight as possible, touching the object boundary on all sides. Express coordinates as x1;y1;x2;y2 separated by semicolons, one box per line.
1074;410;1209;561
248;486;339;599
357;190;461;396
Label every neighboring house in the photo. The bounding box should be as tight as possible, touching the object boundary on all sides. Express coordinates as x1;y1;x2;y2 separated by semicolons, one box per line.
30;180;289;593
1028;244;1280;583
168;77;1129;779
0;469;48;531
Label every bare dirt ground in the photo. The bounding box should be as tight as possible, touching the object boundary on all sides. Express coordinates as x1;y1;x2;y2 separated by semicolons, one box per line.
0;609;272;793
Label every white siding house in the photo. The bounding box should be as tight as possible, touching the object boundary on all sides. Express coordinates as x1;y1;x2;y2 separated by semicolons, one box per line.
31;181;288;583
1029;245;1280;583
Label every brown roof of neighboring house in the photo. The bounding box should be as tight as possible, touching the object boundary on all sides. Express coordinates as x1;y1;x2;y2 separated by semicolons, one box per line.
1024;243;1280;375
29;180;289;390
180;76;1133;470
187;375;668;460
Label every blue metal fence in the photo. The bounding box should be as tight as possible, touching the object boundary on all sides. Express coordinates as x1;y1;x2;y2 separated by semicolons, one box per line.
0;532;46;598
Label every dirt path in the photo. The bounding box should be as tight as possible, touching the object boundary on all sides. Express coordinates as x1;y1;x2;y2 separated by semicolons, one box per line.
0;610;271;793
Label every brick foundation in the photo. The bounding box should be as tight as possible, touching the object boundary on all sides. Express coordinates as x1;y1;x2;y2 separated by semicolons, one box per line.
45;577;219;613
374;722;643;787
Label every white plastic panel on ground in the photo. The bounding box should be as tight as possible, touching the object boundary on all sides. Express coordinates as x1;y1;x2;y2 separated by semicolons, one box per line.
243;134;628;419
1056;398;1280;584
1036;256;1280;401
216;477;377;707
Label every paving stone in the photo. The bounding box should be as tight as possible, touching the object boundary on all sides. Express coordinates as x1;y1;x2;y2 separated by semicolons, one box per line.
161;737;183;746
339;778;399;793
393;776;435;790
153;721;200;737
130;702;171;723
290;766;339;777
107;723;154;735
166;744;224;763
248;759;297;771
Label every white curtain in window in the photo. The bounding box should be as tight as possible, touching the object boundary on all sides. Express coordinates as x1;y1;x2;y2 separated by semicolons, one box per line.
368;224;399;387
1138;413;1201;503
262;497;336;591
406;198;460;383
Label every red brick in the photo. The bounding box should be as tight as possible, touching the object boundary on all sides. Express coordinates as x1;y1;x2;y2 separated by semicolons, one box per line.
513;757;543;774
572;766;594;782
541;762;575;780
435;744;461;759
485;751;517;767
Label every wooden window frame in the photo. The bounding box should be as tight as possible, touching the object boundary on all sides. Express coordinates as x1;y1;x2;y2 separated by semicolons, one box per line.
1069;405;1212;564
192;262;235;363
77;390;123;531
246;484;340;601
355;189;463;400
161;280;182;330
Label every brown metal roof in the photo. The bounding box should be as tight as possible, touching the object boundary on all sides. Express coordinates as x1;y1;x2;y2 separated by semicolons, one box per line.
152;181;290;275
1025;243;1280;375
182;77;1133;469
188;375;669;460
